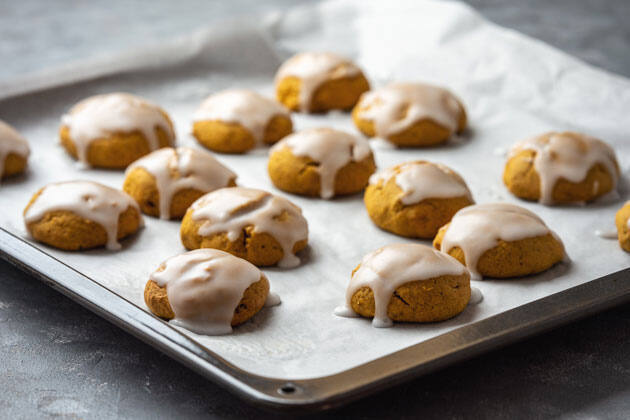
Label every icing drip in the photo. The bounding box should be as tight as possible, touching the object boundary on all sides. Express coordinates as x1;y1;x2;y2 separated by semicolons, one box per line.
439;203;560;281
275;52;361;111
595;229;618;239
0;120;30;179
150;249;262;335
356;82;463;138
126;147;236;219
61;93;174;165
271;127;372;199
193;90;289;144
190;187;308;268
24;181;141;250
469;287;484;305
336;243;467;328
508;132;619;205
369;161;472;205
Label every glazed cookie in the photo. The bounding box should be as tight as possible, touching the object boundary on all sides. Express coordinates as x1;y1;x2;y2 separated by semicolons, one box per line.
123;147;236;219
365;161;473;238
433;203;565;281
145;249;274;335
615;201;630;252
180;187;308;268
268;127;376;199
0;120;30;180
275;52;370;112
192;89;292;153
352;82;467;147
503;131;619;204
24;181;143;251
335;243;471;327
60;93;175;168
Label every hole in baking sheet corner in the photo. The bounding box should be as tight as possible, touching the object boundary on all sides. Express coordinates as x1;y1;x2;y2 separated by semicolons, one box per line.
278;383;299;395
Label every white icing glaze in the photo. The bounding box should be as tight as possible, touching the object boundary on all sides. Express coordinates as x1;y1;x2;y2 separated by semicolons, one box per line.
190;187;308;268
369;161;472;205
61;93;174;166
150;249;263;335
469;287;484;305
356;82;463;138
126;147;236;219
193;90;289;144
271;127;372;199
508;132;619;205
0;120;30;179
275;52;361;111
439;203;561;281
336;243;468;328
24;181;141;250
595;229;618;239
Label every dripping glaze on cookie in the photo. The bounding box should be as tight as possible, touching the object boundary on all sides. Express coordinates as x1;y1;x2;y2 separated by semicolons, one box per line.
0;120;30;179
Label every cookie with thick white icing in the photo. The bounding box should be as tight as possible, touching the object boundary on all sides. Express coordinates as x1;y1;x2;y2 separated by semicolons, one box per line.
0;120;30;180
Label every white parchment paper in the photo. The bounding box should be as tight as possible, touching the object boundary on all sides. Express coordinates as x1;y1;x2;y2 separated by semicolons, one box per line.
0;0;629;379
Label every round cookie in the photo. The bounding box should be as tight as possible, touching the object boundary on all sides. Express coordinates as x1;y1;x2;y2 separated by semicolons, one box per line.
145;249;273;335
433;203;565;281
503;131;619;205
615;201;630;252
60;93;175;168
275;52;370;113
268;127;376;199
0;120;30;180
335;243;471;327
180;187;308;268
365;161;473;238
352;82;467;147
123;147;237;219
192;89;293;153
23;181;143;251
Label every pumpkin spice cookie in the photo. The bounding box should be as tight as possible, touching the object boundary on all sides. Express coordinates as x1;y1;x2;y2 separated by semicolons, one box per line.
275;52;370;112
365;161;473;238
433;203;565;281
352;82;467;147
59;93;175;168
123;147;236;220
615;201;630;252
24;181;143;251
335;243;471;327
180;187;308;268
268;127;376;199
503;131;619;205
0;120;30;180
192;89;292;154
145;249;275;335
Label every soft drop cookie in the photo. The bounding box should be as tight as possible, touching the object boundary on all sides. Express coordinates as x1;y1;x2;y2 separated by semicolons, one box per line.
145;249;274;335
275;52;370;113
433;203;565;281
192;89;293;153
615;201;630;252
335;243;471;327
60;93;175;168
268;127;376;199
503;131;619;205
0;120;30;180
24;181;143;251
365;161;473;238
352;82;467;147
123;147;237;219
180;187;308;268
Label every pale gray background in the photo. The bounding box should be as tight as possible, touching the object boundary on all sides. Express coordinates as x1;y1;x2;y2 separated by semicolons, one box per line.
1;0;629;418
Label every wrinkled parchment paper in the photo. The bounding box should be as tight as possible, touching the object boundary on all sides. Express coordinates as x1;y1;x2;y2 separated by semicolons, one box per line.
1;0;629;379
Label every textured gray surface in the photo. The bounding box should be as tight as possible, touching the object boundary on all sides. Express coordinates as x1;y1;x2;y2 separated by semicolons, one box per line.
1;0;630;418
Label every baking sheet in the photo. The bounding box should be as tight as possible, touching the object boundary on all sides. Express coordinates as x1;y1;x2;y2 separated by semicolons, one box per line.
0;0;629;380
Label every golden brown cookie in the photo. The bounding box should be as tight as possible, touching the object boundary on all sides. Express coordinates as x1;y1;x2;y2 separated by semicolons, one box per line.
352;82;466;147
180;187;308;267
0;120;30;179
192;90;293;153
615;201;630;252
275;52;370;112
60;93;175;169
503;131;619;204
24;181;142;251
365;161;473;238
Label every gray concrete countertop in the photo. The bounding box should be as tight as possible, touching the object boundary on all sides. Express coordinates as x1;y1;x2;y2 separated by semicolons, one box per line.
1;1;629;418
